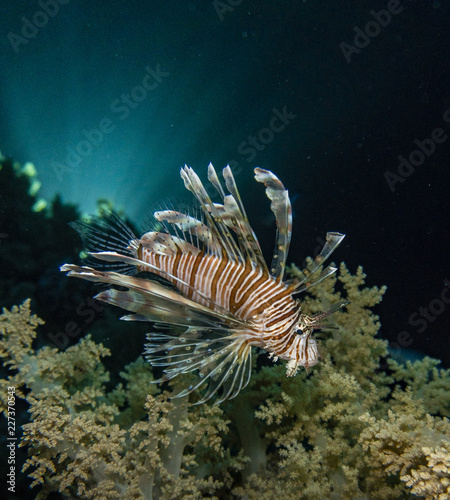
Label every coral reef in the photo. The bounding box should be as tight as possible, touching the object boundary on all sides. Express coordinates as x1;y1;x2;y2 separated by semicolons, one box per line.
0;155;83;334
0;154;146;371
0;301;243;499
1;264;450;499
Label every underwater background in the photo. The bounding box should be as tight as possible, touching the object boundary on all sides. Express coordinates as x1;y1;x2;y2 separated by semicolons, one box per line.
0;1;450;499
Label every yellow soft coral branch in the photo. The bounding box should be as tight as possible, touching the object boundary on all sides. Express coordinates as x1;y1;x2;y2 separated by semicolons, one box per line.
2;260;450;500
0;300;238;499
401;443;450;499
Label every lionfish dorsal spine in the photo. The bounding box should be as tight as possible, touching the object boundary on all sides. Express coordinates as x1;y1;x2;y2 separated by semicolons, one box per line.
254;168;293;282
180;165;246;262
207;162;226;199
222;166;267;270
152;211;216;254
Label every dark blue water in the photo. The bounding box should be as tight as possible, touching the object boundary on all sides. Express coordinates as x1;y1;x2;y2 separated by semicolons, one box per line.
0;0;449;367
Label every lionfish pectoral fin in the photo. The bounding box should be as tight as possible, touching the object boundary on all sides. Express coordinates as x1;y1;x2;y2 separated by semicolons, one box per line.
145;330;253;404
291;232;345;292
254;168;292;282
94;287;238;329
61;264;244;328
291;265;338;294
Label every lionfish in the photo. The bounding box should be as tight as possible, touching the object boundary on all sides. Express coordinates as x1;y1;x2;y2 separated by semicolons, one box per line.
61;165;346;404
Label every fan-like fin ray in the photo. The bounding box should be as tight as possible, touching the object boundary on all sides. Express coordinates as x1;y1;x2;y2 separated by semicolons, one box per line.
221;166;267;270
152;210;217;254
207;162;226;199
180;166;243;261
254;168;292;282
139;230;201;256
292;265;338;294
291;232;345;291
70;213;139;274
145;329;253;405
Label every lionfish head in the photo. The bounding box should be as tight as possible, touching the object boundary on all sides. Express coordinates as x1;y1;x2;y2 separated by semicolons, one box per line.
287;299;350;376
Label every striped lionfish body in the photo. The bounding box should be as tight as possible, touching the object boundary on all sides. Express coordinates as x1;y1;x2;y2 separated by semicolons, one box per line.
61;165;346;404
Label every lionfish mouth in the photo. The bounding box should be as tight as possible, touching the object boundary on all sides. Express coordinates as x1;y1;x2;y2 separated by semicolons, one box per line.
61;164;346;404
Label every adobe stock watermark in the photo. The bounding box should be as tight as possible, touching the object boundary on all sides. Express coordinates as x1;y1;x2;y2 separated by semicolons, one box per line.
384;107;450;193
213;0;245;22
159;106;295;204
387;279;450;362
47;296;103;349
7;0;71;54
216;106;295;195
5;386;17;494
339;0;405;64
236;106;296;162
51;64;169;182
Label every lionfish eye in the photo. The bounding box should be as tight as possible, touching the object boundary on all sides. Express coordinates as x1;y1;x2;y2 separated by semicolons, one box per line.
295;328;303;335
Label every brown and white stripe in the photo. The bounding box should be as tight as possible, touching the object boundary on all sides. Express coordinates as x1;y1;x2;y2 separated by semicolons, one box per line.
61;164;345;404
